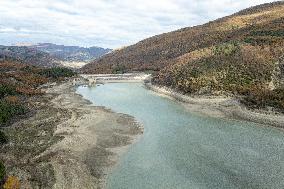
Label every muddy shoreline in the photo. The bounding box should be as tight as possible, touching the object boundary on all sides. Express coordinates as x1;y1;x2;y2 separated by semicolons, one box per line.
145;83;284;129
2;74;283;188
45;81;143;189
1;79;143;189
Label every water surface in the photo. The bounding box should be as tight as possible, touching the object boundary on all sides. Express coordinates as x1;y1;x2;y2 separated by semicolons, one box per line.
77;83;284;189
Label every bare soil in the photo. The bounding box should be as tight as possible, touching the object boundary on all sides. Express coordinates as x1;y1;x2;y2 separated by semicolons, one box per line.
0;80;143;189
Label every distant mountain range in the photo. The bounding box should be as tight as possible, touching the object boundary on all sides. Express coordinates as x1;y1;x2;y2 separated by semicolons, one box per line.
31;43;112;62
0;43;112;68
0;45;59;67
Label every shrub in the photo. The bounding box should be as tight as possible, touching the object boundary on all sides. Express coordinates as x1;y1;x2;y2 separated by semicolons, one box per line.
0;85;17;99
12;72;49;87
15;86;43;96
112;64;127;74
250;30;284;37
242;87;284;112
212;41;241;56
0;130;8;144
0;100;27;125
3;176;20;189
39;67;76;79
0;161;5;183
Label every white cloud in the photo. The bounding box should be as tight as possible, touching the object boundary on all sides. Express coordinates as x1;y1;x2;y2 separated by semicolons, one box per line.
0;0;279;48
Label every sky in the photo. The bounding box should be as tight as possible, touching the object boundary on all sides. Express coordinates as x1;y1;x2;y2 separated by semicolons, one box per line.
0;0;279;49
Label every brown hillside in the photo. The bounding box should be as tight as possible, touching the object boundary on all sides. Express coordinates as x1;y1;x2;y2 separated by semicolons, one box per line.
81;1;284;74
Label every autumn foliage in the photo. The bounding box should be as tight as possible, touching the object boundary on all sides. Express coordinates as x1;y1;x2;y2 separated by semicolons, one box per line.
81;2;284;112
3;176;20;189
0;60;76;127
81;2;284;74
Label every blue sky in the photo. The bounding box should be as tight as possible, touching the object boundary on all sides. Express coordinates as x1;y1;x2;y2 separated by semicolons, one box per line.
0;0;279;49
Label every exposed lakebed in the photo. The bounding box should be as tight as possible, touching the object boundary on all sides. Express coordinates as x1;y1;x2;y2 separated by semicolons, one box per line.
76;83;284;189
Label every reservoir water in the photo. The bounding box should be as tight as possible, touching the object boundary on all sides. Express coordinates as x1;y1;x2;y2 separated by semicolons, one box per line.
76;83;284;189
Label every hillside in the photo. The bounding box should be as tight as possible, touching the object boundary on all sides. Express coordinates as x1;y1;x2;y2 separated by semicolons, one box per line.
82;1;284;74
0;44;112;69
0;59;76;127
31;43;112;62
0;46;59;68
0;59;77;187
82;1;284;112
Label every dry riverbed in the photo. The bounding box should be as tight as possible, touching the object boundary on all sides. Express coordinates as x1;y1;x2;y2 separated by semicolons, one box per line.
0;80;143;189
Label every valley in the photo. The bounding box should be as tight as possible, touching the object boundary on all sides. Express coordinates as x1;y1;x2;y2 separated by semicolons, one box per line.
82;1;284;114
0;1;284;189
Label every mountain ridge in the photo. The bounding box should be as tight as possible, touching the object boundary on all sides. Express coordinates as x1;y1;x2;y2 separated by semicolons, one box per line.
81;1;284;73
0;43;112;68
31;43;112;62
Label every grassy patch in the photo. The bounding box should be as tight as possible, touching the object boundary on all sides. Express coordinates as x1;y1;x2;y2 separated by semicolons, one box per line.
0;100;27;126
250;30;284;37
0;85;18;99
39;67;76;79
212;41;241;56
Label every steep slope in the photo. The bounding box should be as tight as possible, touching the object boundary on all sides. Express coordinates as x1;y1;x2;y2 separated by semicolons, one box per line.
82;1;284;74
82;1;284;112
152;4;284;112
32;43;112;62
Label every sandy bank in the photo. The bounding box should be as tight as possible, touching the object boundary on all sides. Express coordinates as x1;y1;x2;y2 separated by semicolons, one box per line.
0;78;143;189
43;81;143;189
145;83;284;129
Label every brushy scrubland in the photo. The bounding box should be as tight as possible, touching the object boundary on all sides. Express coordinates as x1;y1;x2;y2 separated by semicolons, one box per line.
0;61;76;126
82;1;284;112
0;60;76;187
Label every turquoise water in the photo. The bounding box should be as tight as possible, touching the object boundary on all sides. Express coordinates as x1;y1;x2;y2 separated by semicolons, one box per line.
76;83;284;189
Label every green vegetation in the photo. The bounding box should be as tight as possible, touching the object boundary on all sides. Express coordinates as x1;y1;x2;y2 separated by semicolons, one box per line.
0;161;5;183
0;131;8;144
0;85;17;99
81;2;284;75
153;44;276;94
112;64;127;74
242;88;284;113
81;2;284;111
250;30;284;37
0;61;76;127
39;67;76;79
0;100;26;126
212;42;240;56
0;61;79;187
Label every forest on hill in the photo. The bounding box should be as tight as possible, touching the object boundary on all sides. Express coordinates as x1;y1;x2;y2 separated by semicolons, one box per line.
82;1;284;112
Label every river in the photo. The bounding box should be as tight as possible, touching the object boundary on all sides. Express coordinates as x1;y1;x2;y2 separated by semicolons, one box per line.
76;83;284;189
